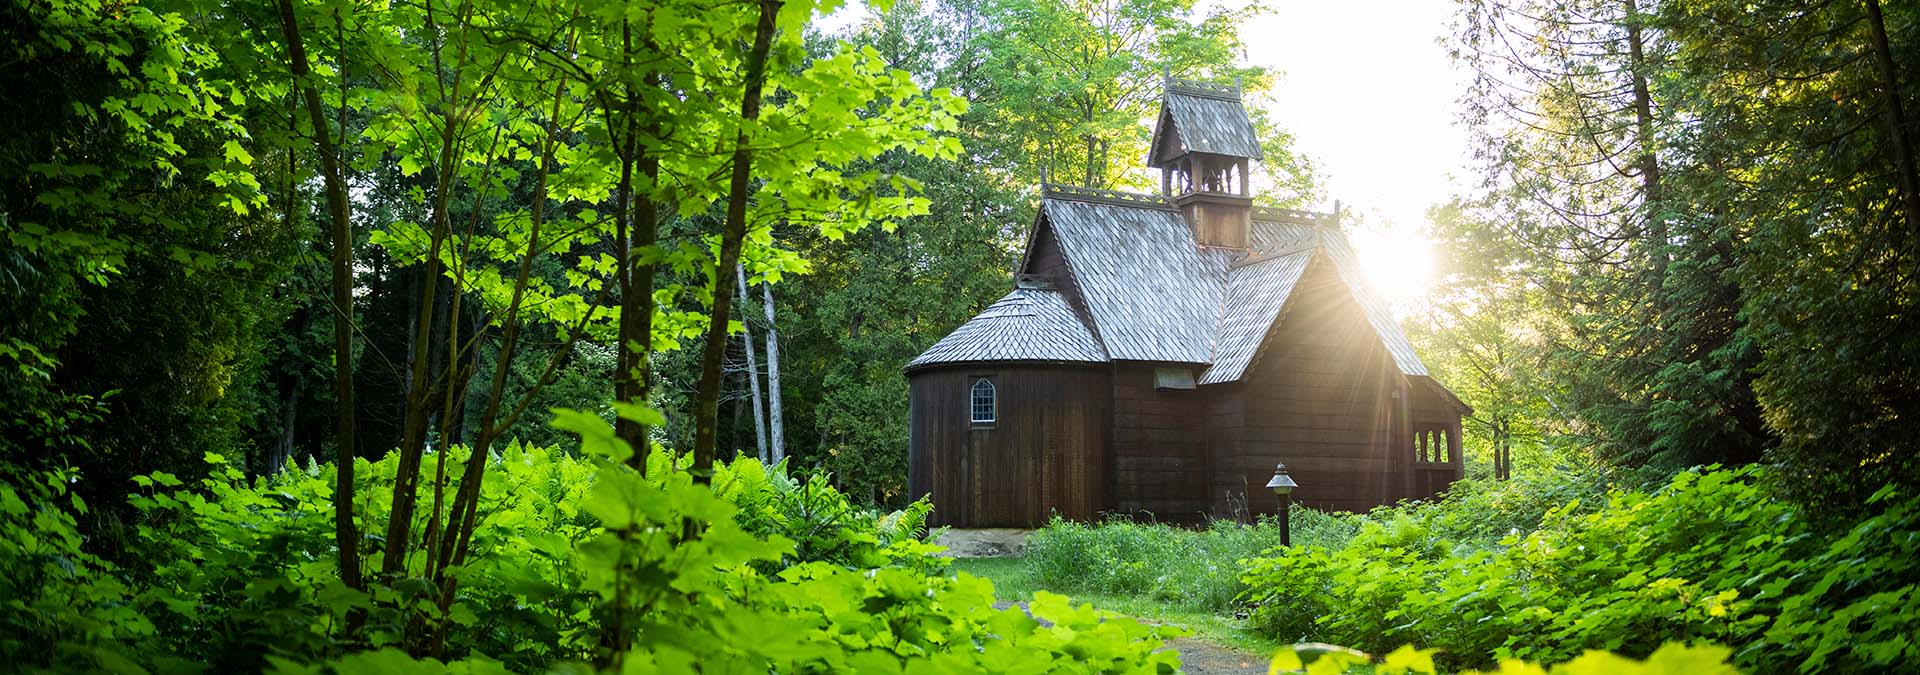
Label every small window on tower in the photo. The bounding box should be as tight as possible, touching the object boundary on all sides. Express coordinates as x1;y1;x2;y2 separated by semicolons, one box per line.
970;379;996;425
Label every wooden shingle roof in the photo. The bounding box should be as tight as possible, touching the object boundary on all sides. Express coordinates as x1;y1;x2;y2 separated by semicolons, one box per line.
905;287;1107;371
1041;196;1234;363
910;195;1432;382
1148;80;1265;166
1200;251;1313;384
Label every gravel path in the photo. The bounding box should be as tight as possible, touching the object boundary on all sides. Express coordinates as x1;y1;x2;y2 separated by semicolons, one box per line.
1164;637;1266;674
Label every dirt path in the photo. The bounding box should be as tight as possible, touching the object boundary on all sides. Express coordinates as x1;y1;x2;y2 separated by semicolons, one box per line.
1164;637;1266;674
936;528;1030;557
991;600;1265;674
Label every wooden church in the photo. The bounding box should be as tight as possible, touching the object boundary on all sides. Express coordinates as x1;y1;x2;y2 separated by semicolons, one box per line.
905;79;1471;528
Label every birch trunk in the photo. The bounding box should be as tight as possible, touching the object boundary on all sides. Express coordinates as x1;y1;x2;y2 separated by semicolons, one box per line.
691;0;782;480
736;264;769;462
762;280;785;464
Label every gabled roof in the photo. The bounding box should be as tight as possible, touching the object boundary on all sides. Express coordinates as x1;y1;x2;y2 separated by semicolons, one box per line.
910;186;1433;384
1147;80;1264;166
1250;219;1429;377
1040;196;1234;363
1200;251;1313;384
905;287;1107;371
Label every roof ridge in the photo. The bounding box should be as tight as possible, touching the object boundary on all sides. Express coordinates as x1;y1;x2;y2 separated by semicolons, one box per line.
1252;205;1339;227
1041;184;1175;210
1166;78;1241;101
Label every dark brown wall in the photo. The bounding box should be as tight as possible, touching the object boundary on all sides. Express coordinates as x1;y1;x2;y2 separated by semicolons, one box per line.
1211;264;1406;515
908;365;1110;527
1407;378;1466;499
1024;220;1097;326
1110;365;1209;522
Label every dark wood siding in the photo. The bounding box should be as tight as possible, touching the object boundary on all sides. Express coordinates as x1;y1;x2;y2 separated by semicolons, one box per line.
1110;364;1209;522
908;365;1109;527
1215;264;1406;515
1023;220;1097;328
1407;378;1465;499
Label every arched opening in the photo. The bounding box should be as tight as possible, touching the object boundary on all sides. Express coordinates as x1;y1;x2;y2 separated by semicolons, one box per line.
970;378;996;424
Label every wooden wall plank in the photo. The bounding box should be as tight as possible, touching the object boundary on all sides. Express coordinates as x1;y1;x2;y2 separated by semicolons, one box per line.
909;365;1108;527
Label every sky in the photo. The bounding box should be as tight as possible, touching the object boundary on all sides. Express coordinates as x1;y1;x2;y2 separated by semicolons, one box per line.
1237;1;1472;301
818;1;1473;301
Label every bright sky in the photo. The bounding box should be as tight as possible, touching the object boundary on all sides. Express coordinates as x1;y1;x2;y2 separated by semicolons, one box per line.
1237;1;1469;301
818;1;1471;302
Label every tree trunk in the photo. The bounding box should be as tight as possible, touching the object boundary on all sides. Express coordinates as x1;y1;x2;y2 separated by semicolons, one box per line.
614;52;659;470
692;0;783;481
275;0;361;593
385;0;474;579
1864;0;1920;246
736;264;769;462
762;280;785;464
272;381;299;475
1623;0;1667;280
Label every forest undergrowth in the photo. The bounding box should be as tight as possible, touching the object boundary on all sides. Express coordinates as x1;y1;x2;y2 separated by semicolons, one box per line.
998;466;1917;674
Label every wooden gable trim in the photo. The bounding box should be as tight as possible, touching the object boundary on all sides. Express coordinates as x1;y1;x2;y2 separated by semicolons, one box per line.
1232;252;1325;381
1146;105;1175;168
1020;205;1107;356
1232;229;1321;269
1016;207;1047;276
1413;375;1474;416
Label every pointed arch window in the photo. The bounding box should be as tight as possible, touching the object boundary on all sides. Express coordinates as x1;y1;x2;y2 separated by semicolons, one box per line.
970;378;996;425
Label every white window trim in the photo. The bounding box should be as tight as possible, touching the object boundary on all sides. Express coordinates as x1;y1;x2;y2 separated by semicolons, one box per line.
970;378;996;424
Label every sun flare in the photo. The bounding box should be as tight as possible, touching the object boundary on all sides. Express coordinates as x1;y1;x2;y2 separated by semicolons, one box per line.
1350;226;1436;302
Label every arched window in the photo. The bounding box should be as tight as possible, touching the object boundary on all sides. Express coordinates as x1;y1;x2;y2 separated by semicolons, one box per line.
970;378;996;424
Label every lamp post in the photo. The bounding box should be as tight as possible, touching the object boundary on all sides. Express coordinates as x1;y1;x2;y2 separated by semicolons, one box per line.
1266;462;1297;547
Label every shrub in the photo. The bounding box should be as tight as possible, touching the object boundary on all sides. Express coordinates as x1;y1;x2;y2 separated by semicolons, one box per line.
0;470;153;673
1239;466;1920;673
0;406;1179;673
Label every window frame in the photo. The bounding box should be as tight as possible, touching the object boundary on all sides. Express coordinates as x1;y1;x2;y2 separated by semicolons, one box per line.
969;377;997;426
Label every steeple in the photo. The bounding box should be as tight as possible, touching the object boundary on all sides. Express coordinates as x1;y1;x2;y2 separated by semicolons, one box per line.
1147;78;1264;248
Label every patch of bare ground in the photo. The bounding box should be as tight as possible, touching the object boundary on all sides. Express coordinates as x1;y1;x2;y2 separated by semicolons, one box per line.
935;528;1031;557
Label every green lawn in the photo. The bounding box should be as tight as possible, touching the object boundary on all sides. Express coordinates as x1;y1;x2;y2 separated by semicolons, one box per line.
950;556;1282;656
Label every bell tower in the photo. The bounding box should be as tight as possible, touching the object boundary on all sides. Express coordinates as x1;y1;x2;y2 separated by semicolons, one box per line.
1147;79;1265;248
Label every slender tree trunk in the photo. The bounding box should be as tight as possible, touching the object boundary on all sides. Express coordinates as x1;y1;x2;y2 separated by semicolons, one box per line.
613;36;659;469
613;98;639;440
625;148;658;469
736;264;769;462
1623;0;1667;280
273;382;299;475
761;280;785;464
384;0;476;580
1864;0;1920;245
275;0;361;594
419;81;579;658
692;0;783;481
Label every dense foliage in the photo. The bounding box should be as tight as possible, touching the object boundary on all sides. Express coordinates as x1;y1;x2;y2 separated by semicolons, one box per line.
1240;468;1920;673
1440;0;1920;501
4;0;1917;670
2;409;1189;673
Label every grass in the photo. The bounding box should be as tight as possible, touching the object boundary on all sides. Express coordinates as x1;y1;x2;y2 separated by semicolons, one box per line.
944;512;1365;656
951;555;1284;656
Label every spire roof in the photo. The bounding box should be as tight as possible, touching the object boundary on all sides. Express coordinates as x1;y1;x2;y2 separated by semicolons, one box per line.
1147;79;1265;167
